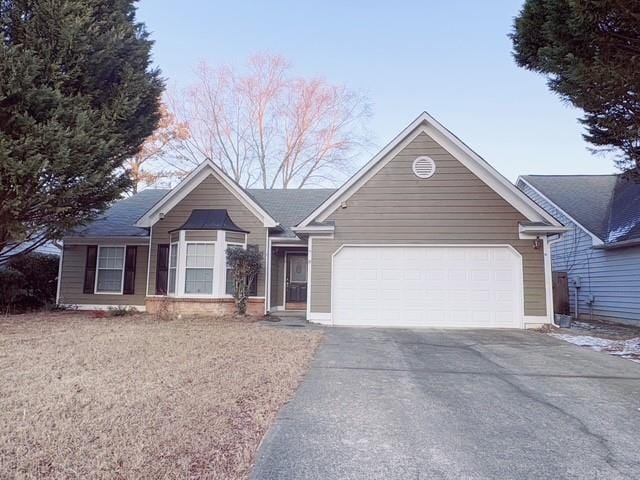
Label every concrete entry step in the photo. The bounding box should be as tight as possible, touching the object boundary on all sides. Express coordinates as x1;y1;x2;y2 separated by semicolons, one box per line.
263;311;310;328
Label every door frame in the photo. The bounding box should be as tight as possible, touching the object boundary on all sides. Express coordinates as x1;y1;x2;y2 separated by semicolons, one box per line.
330;244;525;328
284;251;308;310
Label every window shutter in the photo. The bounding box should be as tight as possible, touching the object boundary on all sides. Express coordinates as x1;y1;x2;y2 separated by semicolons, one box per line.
155;244;169;295
83;245;98;294
123;246;137;295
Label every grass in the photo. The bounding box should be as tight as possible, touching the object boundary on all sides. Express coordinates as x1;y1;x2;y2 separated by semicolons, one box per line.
0;312;323;479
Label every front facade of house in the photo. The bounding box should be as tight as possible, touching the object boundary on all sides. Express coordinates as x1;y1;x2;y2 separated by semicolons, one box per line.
518;175;640;325
58;112;564;328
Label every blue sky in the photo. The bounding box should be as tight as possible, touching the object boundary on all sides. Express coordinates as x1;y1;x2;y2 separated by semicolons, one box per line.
137;0;616;182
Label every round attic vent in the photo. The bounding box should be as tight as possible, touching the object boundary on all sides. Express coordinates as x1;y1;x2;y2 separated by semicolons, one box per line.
412;156;436;179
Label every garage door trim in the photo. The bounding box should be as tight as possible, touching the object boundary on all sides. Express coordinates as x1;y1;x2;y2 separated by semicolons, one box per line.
330;244;525;328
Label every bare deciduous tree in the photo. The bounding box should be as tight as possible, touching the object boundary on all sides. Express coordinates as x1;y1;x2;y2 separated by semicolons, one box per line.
125;103;190;193
166;54;371;188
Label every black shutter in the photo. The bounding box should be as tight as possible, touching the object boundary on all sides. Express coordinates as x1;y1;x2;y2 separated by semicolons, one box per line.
123;246;137;295
83;245;98;294
155;244;169;295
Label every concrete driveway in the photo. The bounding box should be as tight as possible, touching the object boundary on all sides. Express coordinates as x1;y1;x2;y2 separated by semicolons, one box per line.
252;327;640;480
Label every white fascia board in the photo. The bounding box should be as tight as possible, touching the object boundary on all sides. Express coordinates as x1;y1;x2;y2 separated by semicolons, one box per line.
298;111;563;228
291;225;335;234
516;177;605;246
63;236;151;245
518;224;569;236
135;160;278;228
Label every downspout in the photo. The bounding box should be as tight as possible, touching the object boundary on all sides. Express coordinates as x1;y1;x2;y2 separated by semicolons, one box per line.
544;235;562;326
55;240;64;305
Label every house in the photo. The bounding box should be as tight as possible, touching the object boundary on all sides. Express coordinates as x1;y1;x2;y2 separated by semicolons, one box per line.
518;174;640;325
57;112;566;328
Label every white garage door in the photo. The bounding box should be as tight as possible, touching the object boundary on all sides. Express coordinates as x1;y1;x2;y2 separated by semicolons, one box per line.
332;246;523;328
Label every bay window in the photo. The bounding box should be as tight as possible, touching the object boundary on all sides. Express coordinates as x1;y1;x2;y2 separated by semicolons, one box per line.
168;242;178;294
164;228;254;298
184;243;215;294
225;244;243;295
225;244;258;296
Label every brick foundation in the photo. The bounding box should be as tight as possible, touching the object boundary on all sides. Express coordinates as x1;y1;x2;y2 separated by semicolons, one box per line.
145;296;265;317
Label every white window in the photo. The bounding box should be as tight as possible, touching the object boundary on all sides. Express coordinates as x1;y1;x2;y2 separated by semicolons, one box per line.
95;246;125;294
184;243;215;295
225;243;244;295
168;242;178;294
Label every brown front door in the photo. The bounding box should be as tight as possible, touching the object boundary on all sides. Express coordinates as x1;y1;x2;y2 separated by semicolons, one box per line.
286;254;307;310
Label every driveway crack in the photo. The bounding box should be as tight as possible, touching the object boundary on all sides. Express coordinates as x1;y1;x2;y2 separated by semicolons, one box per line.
467;344;627;476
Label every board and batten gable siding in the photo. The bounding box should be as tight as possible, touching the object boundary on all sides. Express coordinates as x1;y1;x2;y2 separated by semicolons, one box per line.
148;173;268;296
59;242;149;306
310;131;547;316
519;181;640;324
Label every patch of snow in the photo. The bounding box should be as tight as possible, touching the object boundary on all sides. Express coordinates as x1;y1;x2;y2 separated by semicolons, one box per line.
607;222;635;243
550;333;640;363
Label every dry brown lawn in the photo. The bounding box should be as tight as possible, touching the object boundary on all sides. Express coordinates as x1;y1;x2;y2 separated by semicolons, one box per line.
0;312;323;479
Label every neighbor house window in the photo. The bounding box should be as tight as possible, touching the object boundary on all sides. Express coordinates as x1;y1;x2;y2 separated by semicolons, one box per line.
184;243;215;294
95;246;125;294
168;242;178;294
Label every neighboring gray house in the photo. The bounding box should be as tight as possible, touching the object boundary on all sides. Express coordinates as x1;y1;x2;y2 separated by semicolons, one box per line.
57;112;566;328
518;174;640;325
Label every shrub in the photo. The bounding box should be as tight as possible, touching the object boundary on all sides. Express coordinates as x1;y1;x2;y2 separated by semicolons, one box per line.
0;253;59;313
226;247;262;315
155;297;179;322
108;305;138;317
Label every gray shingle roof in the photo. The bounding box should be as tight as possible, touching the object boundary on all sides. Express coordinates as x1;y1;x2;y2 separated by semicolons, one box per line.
247;189;336;238
67;187;335;239
520;174;640;246
70;189;170;237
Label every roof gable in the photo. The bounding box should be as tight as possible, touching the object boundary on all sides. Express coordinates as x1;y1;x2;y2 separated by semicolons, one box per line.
135;160;278;228
297;112;562;229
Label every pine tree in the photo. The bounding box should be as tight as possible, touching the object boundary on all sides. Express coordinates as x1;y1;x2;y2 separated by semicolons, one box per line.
0;0;163;263
511;0;640;173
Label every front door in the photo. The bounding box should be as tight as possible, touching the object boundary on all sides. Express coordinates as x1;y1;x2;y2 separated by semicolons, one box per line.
286;254;307;310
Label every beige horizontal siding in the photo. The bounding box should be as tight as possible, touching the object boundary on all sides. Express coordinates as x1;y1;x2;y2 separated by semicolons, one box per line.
59;243;149;306
226;232;246;243
184;231;217;241
309;131;546;317
148;174;267;296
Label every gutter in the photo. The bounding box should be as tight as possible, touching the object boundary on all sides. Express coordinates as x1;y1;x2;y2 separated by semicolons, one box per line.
518;224;569;236
593;238;640;250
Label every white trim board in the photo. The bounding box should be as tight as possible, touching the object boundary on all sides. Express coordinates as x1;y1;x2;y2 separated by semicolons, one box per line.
135;159;278;229
297;112;562;229
306;236;313;320
307;312;331;324
517;177;604;246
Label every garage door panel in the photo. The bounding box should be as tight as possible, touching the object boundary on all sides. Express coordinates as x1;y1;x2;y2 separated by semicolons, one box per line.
332;246;522;328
